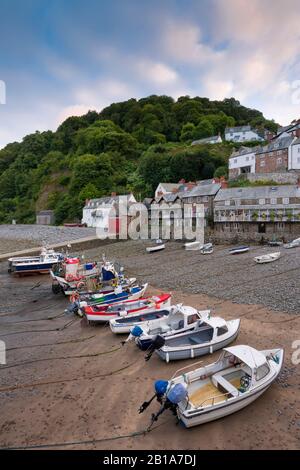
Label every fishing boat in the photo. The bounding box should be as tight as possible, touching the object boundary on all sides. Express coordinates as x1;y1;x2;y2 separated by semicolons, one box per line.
229;246;249;255
50;257;124;295
109;305;172;334
254;252;281;264
129;307;211;350
200;243;213;255
76;283;148;316
284;237;300;249
146;243;165;253
8;248;65;275
82;293;171;323
184;241;203;251
147;316;240;362
139;345;284;428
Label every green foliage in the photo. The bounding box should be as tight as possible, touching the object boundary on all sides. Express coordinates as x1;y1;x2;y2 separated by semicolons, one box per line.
0;95;280;224
214;166;228;178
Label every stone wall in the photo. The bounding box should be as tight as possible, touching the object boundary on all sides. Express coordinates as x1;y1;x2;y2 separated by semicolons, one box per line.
209;222;300;244
244;171;299;184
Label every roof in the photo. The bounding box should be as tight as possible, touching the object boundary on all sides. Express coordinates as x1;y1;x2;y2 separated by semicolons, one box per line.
205;316;227;328
224;345;266;369
181;182;221;198
292;137;300;145
191;135;221;145
157;183;180;192
225;125;251;133
230;146;261;159
84;194;134;208
256;136;294;154
215;185;300;201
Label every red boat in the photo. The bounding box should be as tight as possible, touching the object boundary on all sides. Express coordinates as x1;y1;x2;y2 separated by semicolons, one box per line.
82;293;171;323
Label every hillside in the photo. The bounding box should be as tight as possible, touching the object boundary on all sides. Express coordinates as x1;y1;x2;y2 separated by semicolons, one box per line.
0;95;278;224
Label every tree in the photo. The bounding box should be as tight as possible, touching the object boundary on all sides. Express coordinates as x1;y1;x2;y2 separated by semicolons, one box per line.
214;166;228;178
194;119;214;139
180;123;196;142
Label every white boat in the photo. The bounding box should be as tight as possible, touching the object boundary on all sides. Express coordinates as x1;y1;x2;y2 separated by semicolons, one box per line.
200;243;213;254
146;244;165;253
229;246;249;255
184;241;203;251
152;316;240;362
254;252;281;264
124;306;210;346
284;237;300;249
141;345;284;428
8;248;64;275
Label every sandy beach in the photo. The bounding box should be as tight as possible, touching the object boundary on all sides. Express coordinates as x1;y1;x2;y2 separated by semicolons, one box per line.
0;240;299;449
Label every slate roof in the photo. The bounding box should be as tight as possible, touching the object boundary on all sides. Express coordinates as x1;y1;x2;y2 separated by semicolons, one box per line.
181;183;221;198
256;136;294;154
225;125;251;133
191;135;221;145
215;185;300;201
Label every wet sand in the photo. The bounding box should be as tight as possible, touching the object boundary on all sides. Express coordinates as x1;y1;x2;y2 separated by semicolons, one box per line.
0;241;299;450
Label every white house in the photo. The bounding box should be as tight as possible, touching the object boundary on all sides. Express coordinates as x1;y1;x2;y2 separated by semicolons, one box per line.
228;146;258;179
289;137;300;170
225;125;264;143
82;194;136;232
155;182;186;199
191;135;222;146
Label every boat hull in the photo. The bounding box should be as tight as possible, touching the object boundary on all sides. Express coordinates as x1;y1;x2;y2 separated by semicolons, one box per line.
156;328;239;362
179;383;270;427
12;262;55;274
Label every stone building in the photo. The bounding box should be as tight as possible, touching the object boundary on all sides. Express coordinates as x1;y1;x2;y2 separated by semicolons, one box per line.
255;136;294;174
214;185;300;242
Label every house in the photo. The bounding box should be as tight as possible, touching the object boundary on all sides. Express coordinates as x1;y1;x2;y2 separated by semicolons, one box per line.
228;146;259;180
82;193;136;232
36;210;55;225
191;135;222;146
225;125;264;143
181;180;222;224
274;120;300;140
155;182;185;199
255;136;295;173
214;185;300;241
290;138;300;170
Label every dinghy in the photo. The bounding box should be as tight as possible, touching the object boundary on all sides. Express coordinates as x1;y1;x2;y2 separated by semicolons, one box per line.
284;237;300;249
123;306;209;346
200;243;213;255
8;248;64;275
110;307;172;333
268;240;283;247
146;244;165;253
146;316;240;362
254;252;281;264
139;345;283;428
81;293;171;323
229;246;249;255
184;241;203;251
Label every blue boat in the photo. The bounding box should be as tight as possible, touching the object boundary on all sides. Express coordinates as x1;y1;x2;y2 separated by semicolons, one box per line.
8;249;64;275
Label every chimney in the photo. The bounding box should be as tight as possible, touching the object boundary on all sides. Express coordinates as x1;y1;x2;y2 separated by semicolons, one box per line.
220;176;228;189
111;192;117;197
172;187;179;193
187;181;197;190
178;179;186;184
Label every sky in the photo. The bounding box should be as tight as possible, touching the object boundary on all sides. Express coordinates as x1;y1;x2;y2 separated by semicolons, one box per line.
0;0;300;149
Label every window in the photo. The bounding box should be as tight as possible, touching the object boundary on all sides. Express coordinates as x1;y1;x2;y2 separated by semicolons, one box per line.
277;151;281;156
217;326;228;336
188;314;199;325
260;161;265;167
246;156;249;161
225;200;230;206
258;222;266;234
203;196;208;202
297;157;300;164
234;158;237;164
283;197;289;204
259;198;265;205
256;364;270;381
277;157;282;165
298;147;300;153
270;198;277;204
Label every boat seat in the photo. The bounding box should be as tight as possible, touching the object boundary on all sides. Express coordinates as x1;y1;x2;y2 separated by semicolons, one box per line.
212;373;239;397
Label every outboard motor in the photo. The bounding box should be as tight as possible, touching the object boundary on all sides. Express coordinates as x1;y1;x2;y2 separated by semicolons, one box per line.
121;325;143;345
145;335;165;361
148;383;188;428
138;379;169;414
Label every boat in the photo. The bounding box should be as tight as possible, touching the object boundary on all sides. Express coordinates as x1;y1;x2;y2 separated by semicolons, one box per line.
8;248;65;275
139;345;284;428
130;306;211;351
146;244;165;253
81;293;171;323
229;246;249;255
75;283;149;316
109;305;173;334
268;240;283;247
184;241;203;251
200;243;213;255
284;237;300;249
254;252;281;264
51;257;125;295
147;316;240;362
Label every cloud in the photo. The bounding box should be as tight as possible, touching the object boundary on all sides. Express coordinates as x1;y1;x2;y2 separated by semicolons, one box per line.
136;60;178;85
